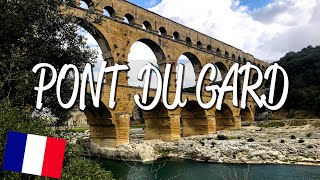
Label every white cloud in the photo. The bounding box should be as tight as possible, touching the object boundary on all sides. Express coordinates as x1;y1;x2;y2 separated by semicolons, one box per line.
177;56;196;88
149;0;320;61
128;42;159;88
80;0;320;86
128;45;202;88
147;0;160;7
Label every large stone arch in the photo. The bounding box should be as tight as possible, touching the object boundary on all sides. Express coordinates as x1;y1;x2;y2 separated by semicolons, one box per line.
76;19;114;66
173;52;203;92
125;38;167;88
214;61;229;82
74;18;116;86
84;101;116;147
124;13;135;25
181;101;210;137
182;52;202;81
139;38;166;65
127;38;167;71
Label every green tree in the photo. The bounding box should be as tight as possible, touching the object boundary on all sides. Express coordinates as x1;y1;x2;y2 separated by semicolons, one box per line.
0;102;113;179
275;46;320;114
0;0;96;121
0;0;113;179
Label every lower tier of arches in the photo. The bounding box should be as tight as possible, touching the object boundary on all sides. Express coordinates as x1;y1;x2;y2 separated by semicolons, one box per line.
84;101;254;148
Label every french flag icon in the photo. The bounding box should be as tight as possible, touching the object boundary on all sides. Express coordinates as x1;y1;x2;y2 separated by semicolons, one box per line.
2;131;67;179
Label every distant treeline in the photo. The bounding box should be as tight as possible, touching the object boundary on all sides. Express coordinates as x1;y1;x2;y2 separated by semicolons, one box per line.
275;45;320;114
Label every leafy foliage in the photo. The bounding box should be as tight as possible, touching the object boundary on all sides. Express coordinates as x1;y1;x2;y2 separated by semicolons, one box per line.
0;0;96;121
0;102;48;179
217;134;228;140
62;156;114;179
0;102;113;179
275;46;320;114
257;121;285;128
0;0;113;179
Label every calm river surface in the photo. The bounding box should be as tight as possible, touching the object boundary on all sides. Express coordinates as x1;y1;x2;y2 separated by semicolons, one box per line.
91;158;320;180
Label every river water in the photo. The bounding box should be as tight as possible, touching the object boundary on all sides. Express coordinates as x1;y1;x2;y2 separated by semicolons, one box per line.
92;158;320;180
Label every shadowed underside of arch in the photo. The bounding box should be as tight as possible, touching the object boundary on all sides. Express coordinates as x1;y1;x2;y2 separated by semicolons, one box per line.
181;101;214;137
240;107;254;122
77;18;114;66
84;101;116;147
183;52;202;79
215;104;236;130
141;100;180;141
138;38;166;64
214;62;228;81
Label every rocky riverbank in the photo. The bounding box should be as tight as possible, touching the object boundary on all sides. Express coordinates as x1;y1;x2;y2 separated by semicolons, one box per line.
77;124;320;166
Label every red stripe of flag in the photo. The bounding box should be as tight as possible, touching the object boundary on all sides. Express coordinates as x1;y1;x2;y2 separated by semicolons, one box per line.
41;137;67;179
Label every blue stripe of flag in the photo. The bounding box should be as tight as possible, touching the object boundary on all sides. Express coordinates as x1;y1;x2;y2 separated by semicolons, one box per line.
2;131;28;172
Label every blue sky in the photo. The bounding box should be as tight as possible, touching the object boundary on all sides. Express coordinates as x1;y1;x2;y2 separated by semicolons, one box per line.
128;0;273;9
239;0;272;10
127;0;162;9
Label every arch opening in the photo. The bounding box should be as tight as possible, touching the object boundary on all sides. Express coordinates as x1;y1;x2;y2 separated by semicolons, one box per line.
103;6;116;18
252;73;258;84
213;62;228;85
159;27;167;36
84;101;113;125
238;56;242;63
177;52;202;93
232;54;236;61
76;19;114;84
173;31;180;40
80;0;94;9
127;39;166;89
186;37;192;46
142;21;152;31
197;41;203;49
215;104;235;130
225;51;229;59
216;48;221;56
130;105;145;141
207;45;213;51
124;14;135;25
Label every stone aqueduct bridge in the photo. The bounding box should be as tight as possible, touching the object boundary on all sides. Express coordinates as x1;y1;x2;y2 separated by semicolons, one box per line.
65;0;269;147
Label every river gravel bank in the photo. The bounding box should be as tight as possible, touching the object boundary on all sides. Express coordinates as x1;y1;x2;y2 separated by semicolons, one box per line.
77;125;320;166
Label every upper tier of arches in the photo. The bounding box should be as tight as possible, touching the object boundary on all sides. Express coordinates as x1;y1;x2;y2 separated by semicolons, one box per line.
74;0;268;68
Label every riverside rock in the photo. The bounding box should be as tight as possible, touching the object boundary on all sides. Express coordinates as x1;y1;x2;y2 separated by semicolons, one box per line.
77;125;320;165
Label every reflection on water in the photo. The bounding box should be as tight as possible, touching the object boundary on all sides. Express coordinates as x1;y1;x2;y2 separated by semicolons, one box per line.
89;157;320;180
